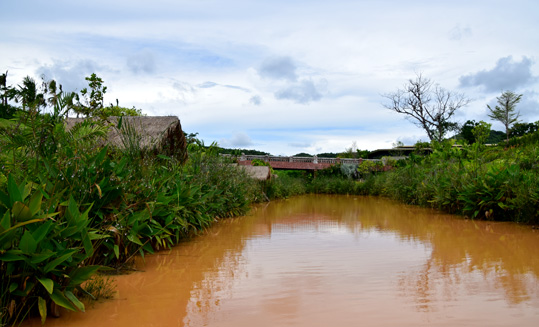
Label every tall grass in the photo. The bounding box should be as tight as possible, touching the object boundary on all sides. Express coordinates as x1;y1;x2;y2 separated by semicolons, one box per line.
263;171;308;199
262;167;366;198
0;111;261;325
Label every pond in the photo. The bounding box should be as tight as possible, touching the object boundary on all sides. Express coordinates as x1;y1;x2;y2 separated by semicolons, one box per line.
27;195;539;326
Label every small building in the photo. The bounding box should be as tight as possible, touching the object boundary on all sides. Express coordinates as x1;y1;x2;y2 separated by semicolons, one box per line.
65;116;188;163
241;165;272;181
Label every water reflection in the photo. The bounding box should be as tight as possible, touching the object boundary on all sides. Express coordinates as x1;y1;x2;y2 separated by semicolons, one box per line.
25;195;539;327
183;195;539;326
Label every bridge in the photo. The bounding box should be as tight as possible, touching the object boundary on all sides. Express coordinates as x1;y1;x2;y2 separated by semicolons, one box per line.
223;154;381;171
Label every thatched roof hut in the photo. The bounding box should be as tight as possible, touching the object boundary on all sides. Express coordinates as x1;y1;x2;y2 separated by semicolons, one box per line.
65;116;188;163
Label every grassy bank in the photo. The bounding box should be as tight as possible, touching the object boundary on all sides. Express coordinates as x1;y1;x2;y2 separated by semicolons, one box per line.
364;139;539;224
0;111;264;325
262;166;365;199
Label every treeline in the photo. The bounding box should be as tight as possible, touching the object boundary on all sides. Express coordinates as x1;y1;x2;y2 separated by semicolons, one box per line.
0;71;142;120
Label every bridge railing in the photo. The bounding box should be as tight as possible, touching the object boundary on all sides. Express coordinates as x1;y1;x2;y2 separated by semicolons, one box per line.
221;154;379;165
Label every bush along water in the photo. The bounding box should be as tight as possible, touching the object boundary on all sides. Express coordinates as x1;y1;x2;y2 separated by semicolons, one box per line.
363;135;539;224
0;109;262;325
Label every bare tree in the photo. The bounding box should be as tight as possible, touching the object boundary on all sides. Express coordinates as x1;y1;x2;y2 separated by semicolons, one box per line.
383;74;470;142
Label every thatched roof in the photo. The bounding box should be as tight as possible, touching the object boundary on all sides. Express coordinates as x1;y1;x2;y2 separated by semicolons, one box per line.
65;116;188;163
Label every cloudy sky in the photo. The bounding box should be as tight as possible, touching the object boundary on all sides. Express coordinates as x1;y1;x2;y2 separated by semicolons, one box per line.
1;0;538;155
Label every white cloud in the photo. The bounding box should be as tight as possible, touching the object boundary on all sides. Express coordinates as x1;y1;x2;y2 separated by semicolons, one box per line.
2;0;539;155
249;95;262;106
459;56;536;93
449;24;472;41
258;56;297;81
219;132;254;148
126;49;156;74
274;79;322;104
35;59;103;92
198;81;218;88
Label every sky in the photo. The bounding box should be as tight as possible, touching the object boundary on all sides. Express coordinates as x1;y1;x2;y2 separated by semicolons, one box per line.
1;0;538;155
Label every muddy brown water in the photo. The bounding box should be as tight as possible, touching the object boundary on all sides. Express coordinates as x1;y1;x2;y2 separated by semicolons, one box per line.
25;195;539;326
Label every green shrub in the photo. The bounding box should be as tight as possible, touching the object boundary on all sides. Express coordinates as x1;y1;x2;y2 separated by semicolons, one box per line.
361;140;539;224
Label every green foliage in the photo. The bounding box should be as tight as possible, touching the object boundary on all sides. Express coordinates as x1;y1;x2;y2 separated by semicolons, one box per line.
360;139;539;224
77;74;107;117
293;152;313;157
0;173;6;189
15;76;46;113
486;130;506;144
308;176;363;195
316;152;340;158
507;129;539;147
336;142;370;159
316;164;343;178
262;167;367;198
357;160;383;179
510;121;539;138
251;159;269;167
0;177;102;325
217;147;269;156
0;104;18;119
460;120;478;144
457;120;505;145
0;84;263;324
100;104;144;118
472;121;491;145
263;172;307;199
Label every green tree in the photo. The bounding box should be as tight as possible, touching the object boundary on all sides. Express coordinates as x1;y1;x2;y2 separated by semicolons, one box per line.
77;73;107;117
15;76;46;114
383;73;469;142
485;130;505;144
460;120;478;144
510;121;538;138
472;121;491;145
487;91;522;142
356;149;370;159
42;77;61;108
0;71;10;106
294;152;313;157
0;71;18;118
338;141;369;159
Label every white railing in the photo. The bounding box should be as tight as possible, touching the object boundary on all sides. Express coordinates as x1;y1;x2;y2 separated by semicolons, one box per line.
220;154;380;164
